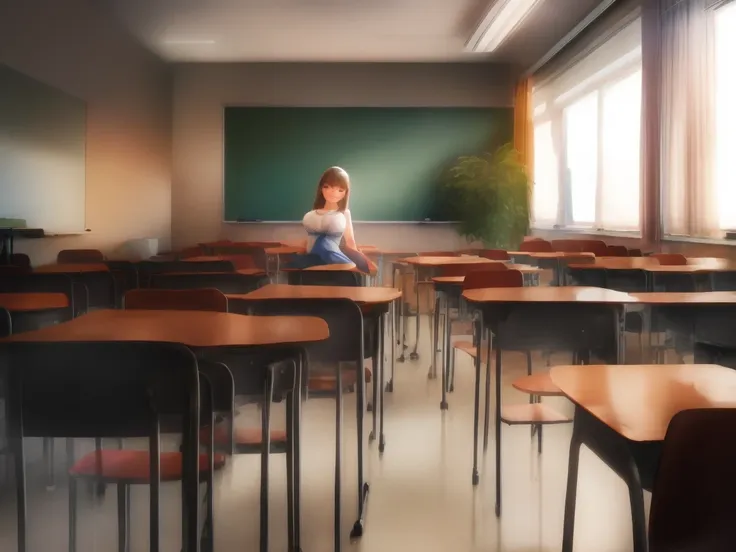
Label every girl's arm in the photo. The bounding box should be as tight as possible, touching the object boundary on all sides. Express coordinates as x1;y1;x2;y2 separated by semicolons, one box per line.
343;209;358;250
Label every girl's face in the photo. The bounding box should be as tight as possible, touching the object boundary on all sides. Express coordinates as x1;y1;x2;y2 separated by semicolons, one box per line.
322;184;346;206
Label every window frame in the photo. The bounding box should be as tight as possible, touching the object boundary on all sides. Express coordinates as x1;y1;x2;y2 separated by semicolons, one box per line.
532;57;643;233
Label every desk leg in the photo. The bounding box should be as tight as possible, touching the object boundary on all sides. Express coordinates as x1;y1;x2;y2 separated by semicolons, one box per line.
440;295;450;410
471;316;482;486
294;355;304;551
561;411;584;552
410;268;420;360
563;406;650;552
386;300;395;392
379;314;386;453
395;267;407;363
429;294;440;380
350;355;369;539
334;362;343;551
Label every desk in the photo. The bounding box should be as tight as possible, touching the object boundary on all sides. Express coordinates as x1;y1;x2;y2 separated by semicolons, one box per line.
34;263;116;311
509;252;596;286
5;309;328;552
397;256;496;364
551;363;736;552
462;286;632;514
0;292;69;312
229;283;400;548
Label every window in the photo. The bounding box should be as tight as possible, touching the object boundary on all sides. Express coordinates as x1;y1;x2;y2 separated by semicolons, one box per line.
531;17;642;232
715;2;736;230
532;120;559;223
564;91;599;224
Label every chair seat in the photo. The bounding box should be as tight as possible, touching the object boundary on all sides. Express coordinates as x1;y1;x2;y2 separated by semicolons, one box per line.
69;449;227;482
500;403;571;425
309;367;372;392
453;340;491;363
201;425;288;447
511;372;563;396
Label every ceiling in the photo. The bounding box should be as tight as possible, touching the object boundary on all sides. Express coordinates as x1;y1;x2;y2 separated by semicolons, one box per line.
104;0;613;67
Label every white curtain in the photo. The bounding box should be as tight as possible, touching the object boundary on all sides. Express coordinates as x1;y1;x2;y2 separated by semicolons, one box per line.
532;15;642;230
661;0;718;237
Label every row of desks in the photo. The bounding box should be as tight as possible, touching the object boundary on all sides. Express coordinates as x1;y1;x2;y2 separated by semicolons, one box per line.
0;282;401;552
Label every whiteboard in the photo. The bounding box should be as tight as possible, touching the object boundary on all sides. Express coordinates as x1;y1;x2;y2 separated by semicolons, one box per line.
0;64;86;232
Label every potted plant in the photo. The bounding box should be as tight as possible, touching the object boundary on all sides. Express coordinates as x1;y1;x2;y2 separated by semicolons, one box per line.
442;143;531;249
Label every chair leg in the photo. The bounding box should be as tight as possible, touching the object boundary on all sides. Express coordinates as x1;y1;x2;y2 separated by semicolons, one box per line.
449;348;455;393
482;333;492;452
260;369;274;552
286;391;295;552
494;346;502;517
527;352;534;439
117;483;130;552
44;437;55;490
69;478;78;552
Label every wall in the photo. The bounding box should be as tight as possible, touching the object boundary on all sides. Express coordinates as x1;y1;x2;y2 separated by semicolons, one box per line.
0;0;172;265
171;62;515;250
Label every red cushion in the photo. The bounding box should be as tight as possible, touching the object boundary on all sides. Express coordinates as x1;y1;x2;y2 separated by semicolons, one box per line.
69;450;226;481
200;425;288;446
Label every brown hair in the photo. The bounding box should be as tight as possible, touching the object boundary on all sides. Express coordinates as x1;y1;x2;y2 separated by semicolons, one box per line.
313;166;350;211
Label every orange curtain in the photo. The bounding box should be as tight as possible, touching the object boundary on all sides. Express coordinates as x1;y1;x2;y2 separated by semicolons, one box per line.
513;77;534;183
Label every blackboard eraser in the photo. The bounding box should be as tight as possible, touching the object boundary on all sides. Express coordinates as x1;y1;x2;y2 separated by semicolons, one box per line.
237;218;262;223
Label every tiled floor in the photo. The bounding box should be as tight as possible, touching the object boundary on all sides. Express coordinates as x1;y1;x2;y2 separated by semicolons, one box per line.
0;317;648;551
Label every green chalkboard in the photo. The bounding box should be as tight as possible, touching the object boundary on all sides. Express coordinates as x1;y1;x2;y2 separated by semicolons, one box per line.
223;107;512;222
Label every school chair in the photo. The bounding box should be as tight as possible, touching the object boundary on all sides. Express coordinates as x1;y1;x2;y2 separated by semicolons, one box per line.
578;239;608;256
550;239;583;252
10;253;31;268
426;263;509;381
518;239;552;252
230;297;373;543
629;248;643;256
150;271;267;294
0;265;30;277
451;270;570;450
0;273;81;488
104;261;139;308
693;342;736;368
57;249;104;263
136;260;236;288
606;245;629;256
651;253;687;265
0;308;10;482
649;409;736;552
4;341;209;552
478;249;510;261
124;288;296;551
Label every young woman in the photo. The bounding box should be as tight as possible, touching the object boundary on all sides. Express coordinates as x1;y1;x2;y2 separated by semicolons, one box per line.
287;166;373;273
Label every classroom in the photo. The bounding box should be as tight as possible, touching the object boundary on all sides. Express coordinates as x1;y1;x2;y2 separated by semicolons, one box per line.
1;0;736;551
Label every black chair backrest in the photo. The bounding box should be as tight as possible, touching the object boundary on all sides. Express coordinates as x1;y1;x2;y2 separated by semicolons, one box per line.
286;270;364;287
10;253;31;268
2;341;199;439
0;308;10;337
649;408;736;552
137;260;236;288
105;261;140;305
57;249;104;263
231;297;362;363
0;273;78;320
151;272;267;294
693;342;736;368
491;303;619;361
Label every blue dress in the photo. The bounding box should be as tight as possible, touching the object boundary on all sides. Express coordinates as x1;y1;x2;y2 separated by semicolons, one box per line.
286;209;370;273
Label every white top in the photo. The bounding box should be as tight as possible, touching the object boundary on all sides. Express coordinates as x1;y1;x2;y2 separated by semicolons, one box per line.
303;209;353;253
